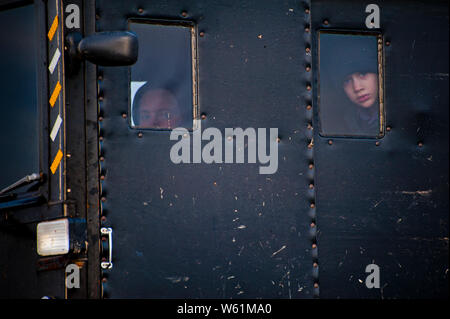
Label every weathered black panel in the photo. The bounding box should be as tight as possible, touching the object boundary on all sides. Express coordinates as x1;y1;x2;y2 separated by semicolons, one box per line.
96;0;315;298
312;0;449;298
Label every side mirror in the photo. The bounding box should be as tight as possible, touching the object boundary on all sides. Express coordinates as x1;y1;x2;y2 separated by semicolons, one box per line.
66;31;138;67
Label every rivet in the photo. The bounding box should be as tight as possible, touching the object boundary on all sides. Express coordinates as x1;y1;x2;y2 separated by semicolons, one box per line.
100;175;105;180
98;116;103;122
305;26;310;33
99;156;105;162
66;153;71;158
386;126;391;131
307;123;312;130
138;132;143;138
313;262;318;268
314;283;319;289
99;136;104;141
67;188;71;193
257;34;263;39
181;10;188;17
138;8;143;13
101;215;107;222
306;84;312;91
306;65;311;72
323;19;329;25
98;75;103;81
201;113;207;120
102;277;107;283
309;183;314;189
418;141;423;147
328;139;333;145
312;243;317;249
310;222;316;227
306;104;312;110
308;163;314;170
276;137;281;143
375;141;380;146
385;40;391;46
305;47;311;53
199;31;205;37
310;203;315;209
99;96;104;101
122;113;127;119
101;196;106;202
305;8;310;14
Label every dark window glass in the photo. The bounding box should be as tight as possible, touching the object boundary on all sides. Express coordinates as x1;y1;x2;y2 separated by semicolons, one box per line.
318;31;383;138
0;4;39;190
129;22;195;130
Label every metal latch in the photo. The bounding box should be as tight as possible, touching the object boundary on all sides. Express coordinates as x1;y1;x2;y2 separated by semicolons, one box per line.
100;227;113;269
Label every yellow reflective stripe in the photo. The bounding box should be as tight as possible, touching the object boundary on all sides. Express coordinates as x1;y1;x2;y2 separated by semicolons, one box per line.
48;15;58;41
50;149;63;174
49;81;61;107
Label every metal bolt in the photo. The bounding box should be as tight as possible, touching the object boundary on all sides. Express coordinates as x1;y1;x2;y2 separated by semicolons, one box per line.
385;40;391;46
314;283;319;289
313;262;318;268
99;136;104;141
100;175;105;180
201;113;206;120
308;163;314;170
312;243;317;249
386;126;391;131
309;183;314;189
306;104;312;110
418;141;423;147
98;116;103;122
375;141;380;146
306;84;311;91
122;113;127;119
305;8;310;14
306;65;311;72
138;8;143;13
310;222;316;228
305;26;310;33
99;156;105;162
181;11;188;17
101;196;106;202
310;203;315;209
323;19;329;25
305;47;311;53
98;96;104;101
328;140;333;145
199;31;205;37
138;132;143;138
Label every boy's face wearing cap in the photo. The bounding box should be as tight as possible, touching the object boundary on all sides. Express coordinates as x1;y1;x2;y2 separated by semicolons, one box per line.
343;72;378;108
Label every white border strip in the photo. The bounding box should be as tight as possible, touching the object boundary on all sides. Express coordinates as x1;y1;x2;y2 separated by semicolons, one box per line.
50;114;63;142
48;48;61;74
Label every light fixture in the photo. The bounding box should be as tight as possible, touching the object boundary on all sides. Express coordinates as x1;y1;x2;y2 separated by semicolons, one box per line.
37;218;86;257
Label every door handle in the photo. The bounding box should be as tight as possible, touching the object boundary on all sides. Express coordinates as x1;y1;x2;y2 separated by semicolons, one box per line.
100;227;113;269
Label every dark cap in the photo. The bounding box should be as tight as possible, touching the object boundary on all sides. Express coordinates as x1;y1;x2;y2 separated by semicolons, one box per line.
320;32;378;83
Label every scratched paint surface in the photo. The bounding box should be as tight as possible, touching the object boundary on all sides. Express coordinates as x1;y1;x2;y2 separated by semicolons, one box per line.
97;0;315;298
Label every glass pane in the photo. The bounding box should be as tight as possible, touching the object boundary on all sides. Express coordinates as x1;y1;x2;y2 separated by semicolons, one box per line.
129;22;194;129
0;4;38;190
318;32;383;137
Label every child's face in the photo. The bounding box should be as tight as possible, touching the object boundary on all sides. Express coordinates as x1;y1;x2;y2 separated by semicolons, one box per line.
343;72;378;108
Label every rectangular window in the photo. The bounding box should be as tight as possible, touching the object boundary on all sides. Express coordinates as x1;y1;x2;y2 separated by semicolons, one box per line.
0;3;39;190
128;21;197;130
318;31;384;138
